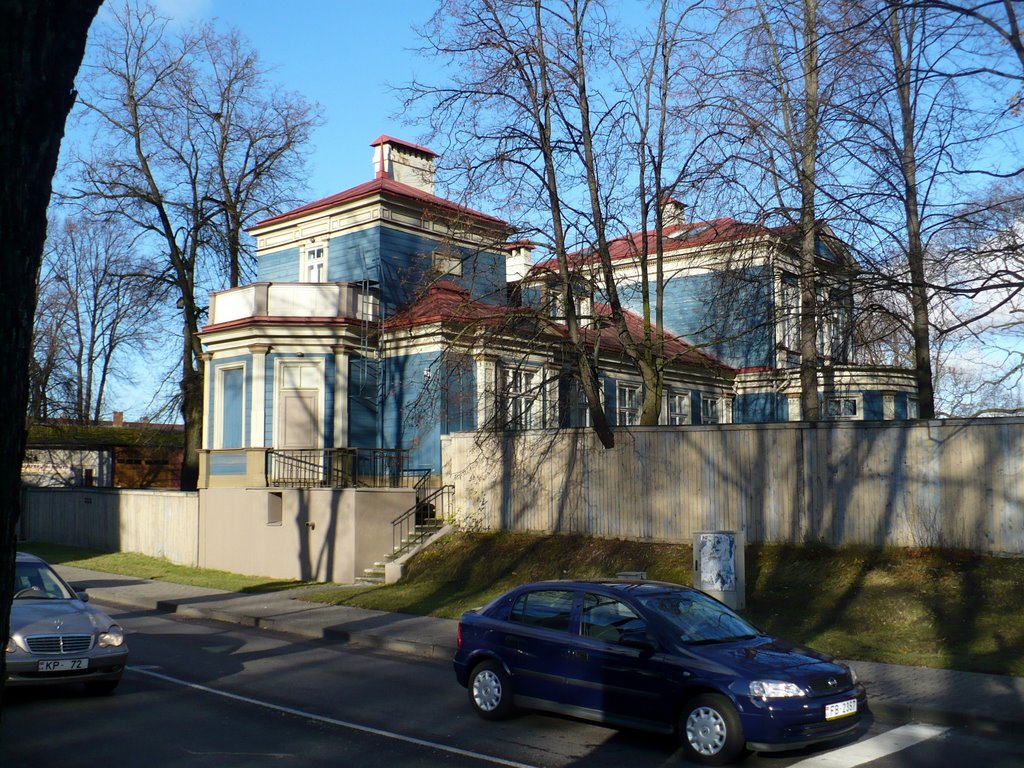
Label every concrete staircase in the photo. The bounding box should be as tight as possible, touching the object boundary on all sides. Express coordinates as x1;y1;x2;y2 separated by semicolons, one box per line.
356;484;454;586
357;516;448;585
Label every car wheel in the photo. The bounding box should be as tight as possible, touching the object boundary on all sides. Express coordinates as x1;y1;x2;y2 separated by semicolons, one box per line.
468;660;513;720
85;678;120;696
679;693;746;766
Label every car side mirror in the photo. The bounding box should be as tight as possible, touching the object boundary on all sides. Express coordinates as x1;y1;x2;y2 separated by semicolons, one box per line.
619;631;656;654
75;590;90;603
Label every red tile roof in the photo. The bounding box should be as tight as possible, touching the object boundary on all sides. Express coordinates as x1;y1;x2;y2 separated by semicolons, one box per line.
250;176;507;230
383;283;730;372
383;282;516;328
582;303;731;370
536;218;793;271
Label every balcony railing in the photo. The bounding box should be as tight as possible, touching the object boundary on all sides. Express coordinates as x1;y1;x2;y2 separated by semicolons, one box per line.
267;448;407;489
208;282;379;326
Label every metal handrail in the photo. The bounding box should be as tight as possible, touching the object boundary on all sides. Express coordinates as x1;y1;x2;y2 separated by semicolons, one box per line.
401;466;434;491
267;448;408;489
391;484;453;559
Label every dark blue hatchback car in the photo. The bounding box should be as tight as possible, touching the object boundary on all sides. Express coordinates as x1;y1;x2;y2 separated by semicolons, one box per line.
454;580;866;765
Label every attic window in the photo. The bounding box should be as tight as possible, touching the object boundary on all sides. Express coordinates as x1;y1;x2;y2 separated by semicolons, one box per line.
669;223;714;240
432;250;462;277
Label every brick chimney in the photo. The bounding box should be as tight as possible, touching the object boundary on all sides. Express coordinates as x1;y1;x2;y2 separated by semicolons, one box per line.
371;136;437;194
112;411;124;427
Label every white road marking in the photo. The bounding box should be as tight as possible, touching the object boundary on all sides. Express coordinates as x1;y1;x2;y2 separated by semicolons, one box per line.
789;723;950;767
129;666;540;768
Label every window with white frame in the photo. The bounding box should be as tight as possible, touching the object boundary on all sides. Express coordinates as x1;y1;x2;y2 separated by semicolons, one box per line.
701;394;720;424
548;287;564;319
215;364;246;449
432;249;463;277
302;244;326;283
824;396;859;420
566;378;589;427
907;396;919;420
502;366;539;430
779;274;800;351
616;382;641;426
667;391;691;425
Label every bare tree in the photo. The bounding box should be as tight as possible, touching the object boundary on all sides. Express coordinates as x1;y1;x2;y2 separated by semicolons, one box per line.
835;3;960;418
0;0;101;710
190;28;322;288
710;0;844;420
29;242;75;420
920;1;1024;119
31;216;163;423
65;1;320;488
828;1;1024;418
409;0;720;445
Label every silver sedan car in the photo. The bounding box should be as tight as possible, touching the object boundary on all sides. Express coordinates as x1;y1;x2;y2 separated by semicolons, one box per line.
5;552;128;693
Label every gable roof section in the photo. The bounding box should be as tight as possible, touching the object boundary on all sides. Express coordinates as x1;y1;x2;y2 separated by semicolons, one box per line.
535;218;793;271
384;282;731;373
383;281;518;329
584;303;732;371
250;176;507;231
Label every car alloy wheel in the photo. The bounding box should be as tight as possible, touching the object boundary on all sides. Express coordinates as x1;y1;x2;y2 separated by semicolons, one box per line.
680;693;745;766
468;661;513;720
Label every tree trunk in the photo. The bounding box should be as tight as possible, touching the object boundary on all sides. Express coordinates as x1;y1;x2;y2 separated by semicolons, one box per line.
798;0;821;422
890;4;936;419
180;331;204;491
0;0;102;708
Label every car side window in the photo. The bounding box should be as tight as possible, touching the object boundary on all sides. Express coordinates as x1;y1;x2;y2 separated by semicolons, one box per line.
581;593;646;644
13;563;70;599
508;590;575;632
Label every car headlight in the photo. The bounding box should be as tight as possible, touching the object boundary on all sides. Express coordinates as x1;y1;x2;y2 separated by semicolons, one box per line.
750;680;806;698
98;625;125;648
5;636;17;653
847;664;858;684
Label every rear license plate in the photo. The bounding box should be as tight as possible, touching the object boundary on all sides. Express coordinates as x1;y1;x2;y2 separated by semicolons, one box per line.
37;658;89;672
825;698;857;720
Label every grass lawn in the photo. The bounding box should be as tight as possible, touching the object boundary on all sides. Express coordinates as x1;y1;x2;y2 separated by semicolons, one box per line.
17;541;321;594
304;532;1024;677
18;533;1024;676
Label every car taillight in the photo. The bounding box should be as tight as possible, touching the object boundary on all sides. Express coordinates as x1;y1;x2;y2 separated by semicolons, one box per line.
457;622;462;649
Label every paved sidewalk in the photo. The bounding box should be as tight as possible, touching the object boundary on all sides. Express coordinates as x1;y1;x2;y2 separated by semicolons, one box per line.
55;564;1024;737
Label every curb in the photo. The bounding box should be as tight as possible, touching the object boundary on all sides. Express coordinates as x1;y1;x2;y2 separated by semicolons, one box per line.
89;590;458;661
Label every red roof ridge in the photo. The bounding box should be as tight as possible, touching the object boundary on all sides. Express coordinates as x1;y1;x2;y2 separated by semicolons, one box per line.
533;217;790;271
369;135;438;158
250;176;506;230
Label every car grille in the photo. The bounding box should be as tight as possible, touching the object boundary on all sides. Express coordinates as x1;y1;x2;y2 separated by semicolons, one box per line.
806;671;854;695
25;634;94;654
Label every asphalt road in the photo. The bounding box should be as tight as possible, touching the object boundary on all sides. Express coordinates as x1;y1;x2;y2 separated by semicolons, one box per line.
2;603;1023;767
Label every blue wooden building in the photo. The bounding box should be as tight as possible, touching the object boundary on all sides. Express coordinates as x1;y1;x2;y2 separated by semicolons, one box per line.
197;136;915;489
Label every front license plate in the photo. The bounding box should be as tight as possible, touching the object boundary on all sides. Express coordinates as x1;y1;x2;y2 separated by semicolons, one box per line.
825;699;858;720
37;658;89;672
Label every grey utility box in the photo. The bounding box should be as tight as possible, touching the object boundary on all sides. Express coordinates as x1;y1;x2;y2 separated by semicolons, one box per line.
693;530;745;610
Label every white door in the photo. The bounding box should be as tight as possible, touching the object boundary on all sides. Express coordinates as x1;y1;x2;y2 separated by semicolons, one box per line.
279;390;319;449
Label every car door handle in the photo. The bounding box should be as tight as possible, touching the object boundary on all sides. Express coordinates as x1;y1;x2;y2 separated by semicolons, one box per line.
567;648;588;661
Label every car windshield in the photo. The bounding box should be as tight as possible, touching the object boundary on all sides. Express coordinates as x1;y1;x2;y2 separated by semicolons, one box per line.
12;561;73;600
637;590;759;644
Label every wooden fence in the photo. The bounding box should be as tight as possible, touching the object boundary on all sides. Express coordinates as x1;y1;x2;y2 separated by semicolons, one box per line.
441;419;1024;554
19;488;200;566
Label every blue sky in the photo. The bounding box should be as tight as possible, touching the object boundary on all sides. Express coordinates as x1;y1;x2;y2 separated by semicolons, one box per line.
65;1;443;420
131;0;438;200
